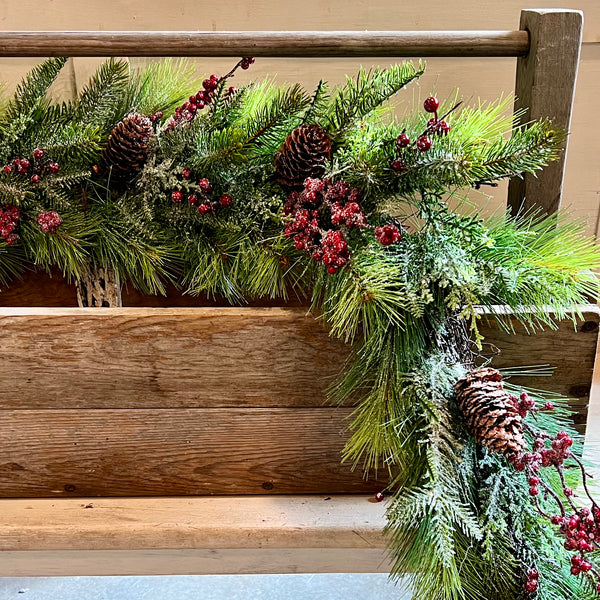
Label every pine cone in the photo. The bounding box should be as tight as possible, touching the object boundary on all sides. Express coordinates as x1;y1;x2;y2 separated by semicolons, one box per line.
93;112;154;179
274;124;332;192
454;367;526;457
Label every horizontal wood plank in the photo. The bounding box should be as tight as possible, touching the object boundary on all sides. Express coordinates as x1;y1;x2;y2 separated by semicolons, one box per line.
0;548;391;576
0;408;387;497
0;495;386;550
0;30;530;57
0;307;348;409
479;306;600;432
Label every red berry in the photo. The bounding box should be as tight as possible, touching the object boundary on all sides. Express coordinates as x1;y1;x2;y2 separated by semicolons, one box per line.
528;569;540;580
564;488;574;497
525;580;539;593
529;486;539;496
438;120;451;135
171;190;183;203
30;174;40;184
423;96;440;113
227;86;237;96
33;148;45;160
198;203;211;215
572;555;584;567
240;59;250;70
571;566;581;576
3;165;12;173
396;132;410;148
528;476;540;486
219;194;232;207
374;492;384;502
188;194;198;204
36;211;62;234
327;266;337;275
48;162;60;174
390;158;407;173
544;402;554;411
12;158;21;166
181;168;192;179
416;136;432;152
198;178;212;193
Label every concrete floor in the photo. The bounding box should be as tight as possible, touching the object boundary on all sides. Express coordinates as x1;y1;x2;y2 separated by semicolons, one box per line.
0;575;411;600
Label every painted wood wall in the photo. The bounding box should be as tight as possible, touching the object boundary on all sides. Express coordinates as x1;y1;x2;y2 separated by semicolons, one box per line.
0;1;597;231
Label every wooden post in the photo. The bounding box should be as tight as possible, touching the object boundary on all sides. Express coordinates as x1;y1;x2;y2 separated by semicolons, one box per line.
507;9;583;216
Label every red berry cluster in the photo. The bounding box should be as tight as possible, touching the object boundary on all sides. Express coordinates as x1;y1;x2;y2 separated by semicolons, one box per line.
283;177;401;275
37;210;63;234
165;58;253;132
2;149;60;183
389;96;453;173
507;392;600;595
0;205;20;245
525;569;540;593
374;224;402;246
171;172;233;215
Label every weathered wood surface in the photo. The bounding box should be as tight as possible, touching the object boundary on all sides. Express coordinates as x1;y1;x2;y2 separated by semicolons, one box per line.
479;307;599;431
0;496;388;574
0;548;391;576
508;9;584;215
0;496;386;550
0;30;530;57
0;407;390;496
0;308;348;409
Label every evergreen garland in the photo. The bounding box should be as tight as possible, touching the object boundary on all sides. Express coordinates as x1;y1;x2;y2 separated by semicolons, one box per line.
0;57;599;599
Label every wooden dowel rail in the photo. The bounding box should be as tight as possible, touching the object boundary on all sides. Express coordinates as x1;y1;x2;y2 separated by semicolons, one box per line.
0;30;530;58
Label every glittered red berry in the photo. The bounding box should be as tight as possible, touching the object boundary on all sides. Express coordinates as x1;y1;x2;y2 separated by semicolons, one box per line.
33;148;45;160
240;59;250;70
529;487;539;496
528;476;540;486
48;162;60;174
327;266;337;275
396;132;410;148
416;136;432;152
181;168;192;179
423;96;440;113
3;165;12;173
438;120;451;135
390;158;407;173
374;492;384;502
219;194;232;207
544;402;554;411
198;178;212;193
571;566;581;576
188;194;198;204
198;203;211;215
30;174;40;184
525;580;538;593
581;562;592;573
171;190;183;203
528;569;539;580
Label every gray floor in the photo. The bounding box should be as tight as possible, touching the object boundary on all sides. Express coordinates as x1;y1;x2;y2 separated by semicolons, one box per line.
0;575;411;600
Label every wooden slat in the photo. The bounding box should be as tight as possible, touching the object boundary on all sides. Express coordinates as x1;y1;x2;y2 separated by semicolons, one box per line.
0;30;530;57
479;306;600;433
508;9;584;215
0;408;387;497
0;495;388;574
0;307;348;409
0;496;386;550
0;548;391;576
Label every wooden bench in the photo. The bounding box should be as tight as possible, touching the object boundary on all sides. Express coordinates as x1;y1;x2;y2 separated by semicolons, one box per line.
0;8;594;576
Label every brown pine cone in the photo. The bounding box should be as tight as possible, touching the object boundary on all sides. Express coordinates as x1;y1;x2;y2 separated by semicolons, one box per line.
454;367;526;457
274;124;331;192
93;112;154;180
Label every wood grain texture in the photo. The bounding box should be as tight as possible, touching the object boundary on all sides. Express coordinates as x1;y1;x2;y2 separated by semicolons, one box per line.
508;9;584;215
479;306;600;432
0;548;391;576
0;496;386;550
0;307;348;409
0;30;530;57
0;407;389;496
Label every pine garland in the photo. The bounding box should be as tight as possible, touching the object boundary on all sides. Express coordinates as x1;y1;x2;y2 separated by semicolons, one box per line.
0;57;598;599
